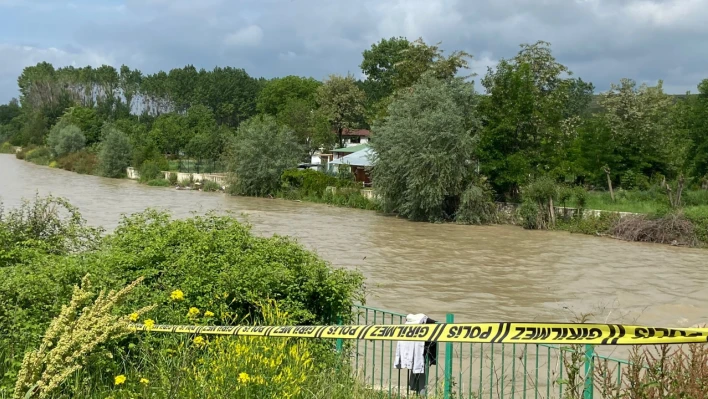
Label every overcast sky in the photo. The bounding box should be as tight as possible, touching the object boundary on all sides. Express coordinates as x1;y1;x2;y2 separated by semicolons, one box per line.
1;0;707;103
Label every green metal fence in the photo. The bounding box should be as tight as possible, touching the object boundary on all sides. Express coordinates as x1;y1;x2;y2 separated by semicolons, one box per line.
347;305;634;399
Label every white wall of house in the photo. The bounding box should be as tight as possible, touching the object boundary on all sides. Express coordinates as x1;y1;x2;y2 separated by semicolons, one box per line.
343;137;369;147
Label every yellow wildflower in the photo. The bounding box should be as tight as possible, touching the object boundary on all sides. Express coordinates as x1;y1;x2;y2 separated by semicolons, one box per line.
170;289;185;301
129;312;139;322
114;375;127;386
144;319;155;331
238;372;250;384
139;377;149;385
204;310;215;318
187;307;200;318
193;336;206;347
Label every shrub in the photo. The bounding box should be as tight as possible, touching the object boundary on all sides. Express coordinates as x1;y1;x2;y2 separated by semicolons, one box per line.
0;142;13;154
573;187;587;209
519;199;541;229
684;206;708;244
557;212;620;236
146;179;171;187
201;180;222;192
455;183;497;225
98;125;132;178
0;195;103;261
56;150;98;175
139;160;163;182
46;124;86;158
168;172;178;185
281;169;351;197
226;115;303;196
24;146;52;165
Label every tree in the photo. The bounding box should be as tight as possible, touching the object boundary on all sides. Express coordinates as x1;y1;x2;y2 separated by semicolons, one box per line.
226;115;302;196
597;78;675;180
371;73;481;222
46;124;86;157
392;38;472;91
316;75;366;148
98;124;133;178
681;79;708;178
55;106;102;145
0;99;21;125
478;41;575;197
360;37;412;103
256;76;321;116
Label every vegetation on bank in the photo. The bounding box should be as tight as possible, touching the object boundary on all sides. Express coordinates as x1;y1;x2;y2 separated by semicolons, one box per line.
1;37;707;245
0;195;366;397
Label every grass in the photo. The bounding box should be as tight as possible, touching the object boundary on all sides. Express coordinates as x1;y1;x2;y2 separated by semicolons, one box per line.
570;190;708;215
167;159;225;174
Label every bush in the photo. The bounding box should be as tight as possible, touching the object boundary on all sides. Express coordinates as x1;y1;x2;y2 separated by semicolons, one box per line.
201;180;222;192
0;142;13;154
519;199;541;229
226;115;303;196
281;169;352;198
168;172;178;185
56;149;99;174
46;124;86;158
557;212;620;236
684;206;708;244
0;195;103;267
0;208;364;374
23;146;52;165
98;125;132;178
455;184;497;224
139;160;164;182
146;179;171;187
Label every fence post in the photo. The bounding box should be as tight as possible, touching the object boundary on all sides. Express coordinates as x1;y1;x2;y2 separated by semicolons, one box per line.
443;313;454;399
335;317;343;353
583;344;594;399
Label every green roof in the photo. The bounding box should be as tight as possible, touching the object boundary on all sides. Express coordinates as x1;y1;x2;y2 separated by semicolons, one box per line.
332;144;368;153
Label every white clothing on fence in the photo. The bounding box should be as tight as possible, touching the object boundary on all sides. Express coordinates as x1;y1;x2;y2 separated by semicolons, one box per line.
394;314;428;374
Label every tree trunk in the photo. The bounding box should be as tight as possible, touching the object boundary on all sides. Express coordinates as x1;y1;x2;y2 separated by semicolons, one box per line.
337;126;344;149
676;174;685;208
603;166;614;201
549;196;556;227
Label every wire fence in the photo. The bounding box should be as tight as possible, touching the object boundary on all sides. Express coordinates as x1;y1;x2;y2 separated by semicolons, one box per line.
347;305;634;399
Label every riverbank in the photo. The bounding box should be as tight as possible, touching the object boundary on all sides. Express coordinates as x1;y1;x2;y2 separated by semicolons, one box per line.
7;151;708;248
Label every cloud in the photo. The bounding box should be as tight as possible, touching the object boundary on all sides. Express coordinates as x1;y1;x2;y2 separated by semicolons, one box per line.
224;25;263;47
1;0;707;103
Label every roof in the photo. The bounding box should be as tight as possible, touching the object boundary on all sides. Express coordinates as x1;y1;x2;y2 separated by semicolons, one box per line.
329;147;375;167
332;143;369;153
341;128;370;137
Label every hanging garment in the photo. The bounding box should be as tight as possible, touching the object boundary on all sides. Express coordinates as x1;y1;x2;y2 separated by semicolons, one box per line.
394;314;428;374
423;317;438;366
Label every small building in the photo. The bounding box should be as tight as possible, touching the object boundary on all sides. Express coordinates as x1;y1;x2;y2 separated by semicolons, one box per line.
329;146;375;186
341;129;370;147
331;143;369;160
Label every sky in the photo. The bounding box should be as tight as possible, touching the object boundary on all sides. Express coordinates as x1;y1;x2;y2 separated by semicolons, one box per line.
1;0;707;103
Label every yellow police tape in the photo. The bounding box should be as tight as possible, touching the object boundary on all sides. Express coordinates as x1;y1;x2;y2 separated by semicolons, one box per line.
129;322;708;345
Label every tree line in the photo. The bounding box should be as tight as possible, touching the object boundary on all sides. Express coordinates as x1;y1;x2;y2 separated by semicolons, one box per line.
1;38;707;220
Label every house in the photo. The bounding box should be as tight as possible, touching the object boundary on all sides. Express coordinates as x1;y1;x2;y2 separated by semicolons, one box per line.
328;145;375;186
340;129;370;147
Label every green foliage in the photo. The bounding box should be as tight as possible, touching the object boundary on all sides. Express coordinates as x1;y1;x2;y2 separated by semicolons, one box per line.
557;212;620;236
226;115;303;196
138;160;164;182
167;172;178;185
256;75;321;116
56;149;99;175
24;146;52;165
0;195;103;267
281;169;351;197
478;41;575;196
56;106;102;145
371;73;480;222
316;74;366;148
684;206;708;244
321;188;379;210
146;179;171;187
455;183;497;224
360;37;412;103
392;38;472;91
98;125;133;178
46;124;86;157
0;142;14;154
201;180;222;192
519;199;541;230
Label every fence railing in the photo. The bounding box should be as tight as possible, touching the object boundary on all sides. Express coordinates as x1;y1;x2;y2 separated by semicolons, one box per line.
347;305;634;399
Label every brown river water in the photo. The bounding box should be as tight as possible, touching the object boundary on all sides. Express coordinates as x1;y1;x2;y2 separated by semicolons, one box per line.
2;154;707;329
